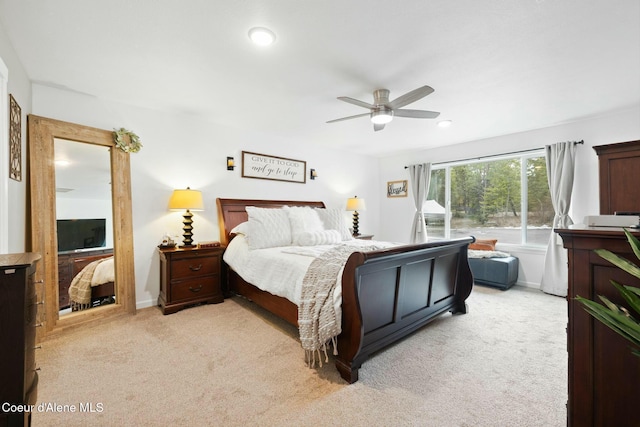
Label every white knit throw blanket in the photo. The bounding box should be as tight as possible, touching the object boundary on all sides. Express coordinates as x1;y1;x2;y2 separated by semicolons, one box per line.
298;243;382;367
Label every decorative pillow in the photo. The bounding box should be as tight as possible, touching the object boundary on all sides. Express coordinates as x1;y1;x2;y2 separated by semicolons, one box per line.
469;239;498;251
297;230;342;246
245;206;292;249
284;206;324;245
315;208;354;241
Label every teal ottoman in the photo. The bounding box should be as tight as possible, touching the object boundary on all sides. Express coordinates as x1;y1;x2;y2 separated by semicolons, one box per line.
469;256;519;290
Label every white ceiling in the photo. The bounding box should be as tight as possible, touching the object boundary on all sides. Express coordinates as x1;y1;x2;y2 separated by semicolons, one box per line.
1;0;639;157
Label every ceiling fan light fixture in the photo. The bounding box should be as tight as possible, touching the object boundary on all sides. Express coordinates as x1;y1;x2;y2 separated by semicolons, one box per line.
248;27;276;46
371;109;393;125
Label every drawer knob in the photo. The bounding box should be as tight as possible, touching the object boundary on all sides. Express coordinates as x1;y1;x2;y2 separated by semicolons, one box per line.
189;264;203;271
189;285;203;293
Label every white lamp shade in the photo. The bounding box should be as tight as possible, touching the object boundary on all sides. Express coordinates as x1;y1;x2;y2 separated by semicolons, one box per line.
346;197;366;211
169;188;204;211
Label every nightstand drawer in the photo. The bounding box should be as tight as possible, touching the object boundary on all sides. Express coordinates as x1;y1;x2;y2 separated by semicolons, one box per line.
171;256;219;279
170;276;218;302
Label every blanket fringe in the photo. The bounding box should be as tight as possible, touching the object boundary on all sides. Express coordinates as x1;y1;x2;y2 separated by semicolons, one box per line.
305;337;338;369
71;301;92;312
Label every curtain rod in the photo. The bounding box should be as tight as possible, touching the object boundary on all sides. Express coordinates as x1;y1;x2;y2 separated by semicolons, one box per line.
404;140;584;168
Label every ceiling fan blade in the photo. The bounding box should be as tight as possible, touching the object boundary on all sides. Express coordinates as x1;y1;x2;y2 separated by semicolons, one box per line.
326;112;370;123
374;123;385;132
394;109;440;119
338;96;375;109
387;85;434;109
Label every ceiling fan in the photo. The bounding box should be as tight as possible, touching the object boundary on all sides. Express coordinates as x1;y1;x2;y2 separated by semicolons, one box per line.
327;85;440;131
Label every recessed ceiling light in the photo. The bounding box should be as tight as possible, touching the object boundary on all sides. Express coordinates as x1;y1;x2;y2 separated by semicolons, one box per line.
437;120;452;128
248;27;276;46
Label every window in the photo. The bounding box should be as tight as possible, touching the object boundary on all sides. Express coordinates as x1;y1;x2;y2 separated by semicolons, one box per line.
425;152;552;246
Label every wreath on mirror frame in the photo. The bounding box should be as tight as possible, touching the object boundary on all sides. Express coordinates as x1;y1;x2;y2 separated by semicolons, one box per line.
113;128;143;153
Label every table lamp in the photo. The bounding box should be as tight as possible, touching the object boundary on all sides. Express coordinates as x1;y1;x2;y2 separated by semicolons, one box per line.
346;196;366;236
169;187;204;247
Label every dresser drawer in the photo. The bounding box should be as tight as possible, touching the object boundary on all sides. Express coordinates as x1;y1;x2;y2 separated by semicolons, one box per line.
170;276;219;302
171;256;219;279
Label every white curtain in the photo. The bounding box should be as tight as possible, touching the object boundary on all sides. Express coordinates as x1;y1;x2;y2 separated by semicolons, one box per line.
540;141;578;296
408;163;431;243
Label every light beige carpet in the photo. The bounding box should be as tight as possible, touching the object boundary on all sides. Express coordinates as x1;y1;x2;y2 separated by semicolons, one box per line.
32;285;567;426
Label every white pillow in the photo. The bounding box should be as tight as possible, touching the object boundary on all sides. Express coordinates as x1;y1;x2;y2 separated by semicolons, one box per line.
284;206;324;245
297;230;342;246
245;207;292;249
315;208;354;241
230;221;249;236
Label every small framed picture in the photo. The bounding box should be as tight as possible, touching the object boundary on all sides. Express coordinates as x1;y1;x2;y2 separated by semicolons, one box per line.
387;180;408;198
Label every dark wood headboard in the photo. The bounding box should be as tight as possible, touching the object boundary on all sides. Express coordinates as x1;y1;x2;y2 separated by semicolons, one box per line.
216;198;325;245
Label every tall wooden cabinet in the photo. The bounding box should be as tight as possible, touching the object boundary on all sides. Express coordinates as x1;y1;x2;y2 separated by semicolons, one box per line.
555;139;640;427
0;253;41;427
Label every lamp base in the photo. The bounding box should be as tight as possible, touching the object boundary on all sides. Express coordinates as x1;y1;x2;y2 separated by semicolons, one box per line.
180;210;195;247
352;211;360;236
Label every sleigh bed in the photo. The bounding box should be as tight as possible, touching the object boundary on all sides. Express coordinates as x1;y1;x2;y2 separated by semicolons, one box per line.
69;253;115;311
216;198;474;383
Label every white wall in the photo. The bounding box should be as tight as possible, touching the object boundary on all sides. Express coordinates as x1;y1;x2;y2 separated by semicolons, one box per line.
0;21;32;253
32;84;381;308
378;106;640;288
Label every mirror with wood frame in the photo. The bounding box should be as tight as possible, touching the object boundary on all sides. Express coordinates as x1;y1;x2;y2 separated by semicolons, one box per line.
28;115;136;341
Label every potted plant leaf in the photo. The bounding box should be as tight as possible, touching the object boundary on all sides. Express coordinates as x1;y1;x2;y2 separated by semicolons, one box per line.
575;228;640;357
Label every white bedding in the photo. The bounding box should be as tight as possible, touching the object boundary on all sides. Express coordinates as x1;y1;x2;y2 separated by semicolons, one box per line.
92;256;115;285
223;235;396;306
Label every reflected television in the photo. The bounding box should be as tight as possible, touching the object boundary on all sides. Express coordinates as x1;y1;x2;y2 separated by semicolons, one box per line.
57;218;107;252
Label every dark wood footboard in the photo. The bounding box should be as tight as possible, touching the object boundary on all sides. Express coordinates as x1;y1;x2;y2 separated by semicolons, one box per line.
336;237;474;383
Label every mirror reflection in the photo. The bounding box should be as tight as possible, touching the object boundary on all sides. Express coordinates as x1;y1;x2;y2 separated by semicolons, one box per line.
54;138;116;315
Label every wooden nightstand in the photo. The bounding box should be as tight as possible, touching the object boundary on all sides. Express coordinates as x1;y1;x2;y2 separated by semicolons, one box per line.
354;234;374;240
157;246;225;314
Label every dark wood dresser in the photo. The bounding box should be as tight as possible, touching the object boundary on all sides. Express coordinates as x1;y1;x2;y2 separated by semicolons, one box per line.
557;228;640;427
158;246;225;314
0;253;41;427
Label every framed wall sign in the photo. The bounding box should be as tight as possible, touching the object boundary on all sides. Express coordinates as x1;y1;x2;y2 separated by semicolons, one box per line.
387;180;408;197
241;151;306;184
9;94;21;181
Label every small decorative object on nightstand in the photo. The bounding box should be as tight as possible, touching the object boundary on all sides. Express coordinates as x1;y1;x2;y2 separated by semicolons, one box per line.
157;246;225;314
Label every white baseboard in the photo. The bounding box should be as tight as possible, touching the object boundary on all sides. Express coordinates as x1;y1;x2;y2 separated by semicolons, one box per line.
136;298;156;310
515;281;540;290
